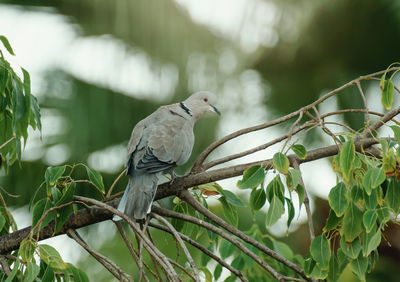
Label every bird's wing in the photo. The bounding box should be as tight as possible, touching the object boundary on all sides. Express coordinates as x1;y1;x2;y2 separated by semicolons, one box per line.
128;106;194;174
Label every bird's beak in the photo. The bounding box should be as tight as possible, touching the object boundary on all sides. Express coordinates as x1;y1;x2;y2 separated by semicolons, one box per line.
212;105;221;116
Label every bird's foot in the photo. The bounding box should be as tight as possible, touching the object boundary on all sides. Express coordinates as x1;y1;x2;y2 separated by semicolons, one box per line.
168;171;177;186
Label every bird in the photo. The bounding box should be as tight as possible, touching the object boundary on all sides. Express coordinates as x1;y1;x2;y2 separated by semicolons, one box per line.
114;91;220;220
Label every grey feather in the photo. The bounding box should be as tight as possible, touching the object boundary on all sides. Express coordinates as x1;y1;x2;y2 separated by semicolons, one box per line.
114;91;219;220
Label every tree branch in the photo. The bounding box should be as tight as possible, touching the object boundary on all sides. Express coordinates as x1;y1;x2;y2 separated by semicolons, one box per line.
0;137;381;256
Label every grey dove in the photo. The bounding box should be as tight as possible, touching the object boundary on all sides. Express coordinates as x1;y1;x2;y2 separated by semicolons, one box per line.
114;91;220;220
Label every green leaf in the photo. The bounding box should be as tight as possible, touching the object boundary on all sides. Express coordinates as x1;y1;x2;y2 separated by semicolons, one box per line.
379;72;386;90
328;182;348;217
311;262;329;279
304;254;316;276
273;152;289;174
32;198;55;231
41;264;55;282
66;264;89;282
249;187;266;211
381;79;395;110
275;241;294;260
219;197;238;227
286;169;301;189
214;264;222;280
19;238;36;262
286;197;295;229
172;204;185;232
339;140;355;182
342;203;363;242
291;144;307;159
324;209;343;232
390;125;400;143
38;244;66;270
365;229;381;256
265;196;284;227
296;184;305;211
221;190;245;207
56;182;76;206
363;210;377;233
351;253;368;281
199;267;212;282
0;35;15;55
339;236;361;259
231;256;244;270
23;262;40;282
376;206;391;224
383;148;396;174
385;177;400;213
266;175;285;203
363;189;378;210
45;166;66;188
224;275;237;282
350;185;363;203
220;240;236;259
237;165;265;189
12;79;27;137
337;248;349;270
328;254;341;282
86;166;105;194
362;167;385;195
54;204;73;234
310;234;331;270
30;95;41;131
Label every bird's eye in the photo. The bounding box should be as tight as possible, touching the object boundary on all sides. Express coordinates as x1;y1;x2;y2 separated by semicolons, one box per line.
203;98;208;102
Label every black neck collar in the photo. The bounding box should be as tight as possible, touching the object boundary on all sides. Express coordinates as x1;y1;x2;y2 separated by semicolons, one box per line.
179;102;192;116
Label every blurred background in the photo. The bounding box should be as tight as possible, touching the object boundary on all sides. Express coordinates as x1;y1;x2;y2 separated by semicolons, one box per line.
1;0;400;281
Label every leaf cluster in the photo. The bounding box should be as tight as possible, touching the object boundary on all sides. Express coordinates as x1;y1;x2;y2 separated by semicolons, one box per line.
0;35;41;169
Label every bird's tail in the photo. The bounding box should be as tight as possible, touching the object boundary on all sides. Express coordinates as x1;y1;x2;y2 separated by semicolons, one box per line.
113;169;159;221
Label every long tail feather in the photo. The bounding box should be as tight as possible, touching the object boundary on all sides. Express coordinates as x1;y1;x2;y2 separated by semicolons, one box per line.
114;169;160;220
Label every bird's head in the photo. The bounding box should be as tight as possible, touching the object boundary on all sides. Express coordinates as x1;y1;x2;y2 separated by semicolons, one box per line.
184;91;220;120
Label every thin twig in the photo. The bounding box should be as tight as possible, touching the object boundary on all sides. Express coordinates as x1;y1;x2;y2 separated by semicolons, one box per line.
145;226;163;281
176;191;312;281
167;259;197;281
148;222;248;282
356;81;370;123
31;201;75;235
152;213;200;282
73;196;181;282
152;205;304;282
0;193;17;232
0;256;10;276
106;169;127;199
0;136;16;151
322;121;357;134
67;229;132;281
202;120;316;170
114;221;152;282
192;67;400;172
282;110;304;153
